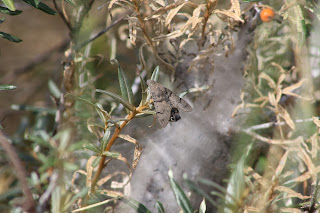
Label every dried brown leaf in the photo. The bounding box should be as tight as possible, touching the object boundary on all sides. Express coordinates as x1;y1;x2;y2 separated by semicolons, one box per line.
277;73;286;86
278;105;295;130
310;133;318;159
97;171;127;187
165;2;188;27
274;150;289;177
118;134;142;169
108;0;119;9
275;88;282;104
128;17;137;45
259;73;276;89
86;156;97;187
271;62;286;73
313;116;320;128
275;186;310;200
280;208;302;213
292;166;320;183
118;134;138;144
230;0;241;16
214;9;244;23
191;4;205;29
72;170;87;189
298;147;317;182
155;0;165;7
282;79;306;96
244;167;268;187
152;30;184;41
99;189;124;197
133;143;142;169
268;92;277;106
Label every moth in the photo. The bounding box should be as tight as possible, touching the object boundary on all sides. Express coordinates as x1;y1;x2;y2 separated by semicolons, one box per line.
147;80;192;128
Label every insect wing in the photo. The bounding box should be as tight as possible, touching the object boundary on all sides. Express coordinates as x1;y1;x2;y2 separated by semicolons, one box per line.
147;80;171;128
154;100;171;128
169;94;192;112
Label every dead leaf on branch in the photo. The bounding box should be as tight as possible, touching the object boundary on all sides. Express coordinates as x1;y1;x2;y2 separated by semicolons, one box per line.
277;105;295;130
118;134;142;169
275;186;310;200
97;171;129;188
165;2;188;27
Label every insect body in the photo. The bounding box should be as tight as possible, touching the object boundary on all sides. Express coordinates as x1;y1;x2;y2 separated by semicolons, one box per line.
146;80;192;128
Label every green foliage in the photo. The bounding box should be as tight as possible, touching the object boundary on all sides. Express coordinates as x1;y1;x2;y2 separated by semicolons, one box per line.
0;32;22;42
168;169;193;213
0;6;22;15
22;0;56;15
1;0;15;11
0;85;16;90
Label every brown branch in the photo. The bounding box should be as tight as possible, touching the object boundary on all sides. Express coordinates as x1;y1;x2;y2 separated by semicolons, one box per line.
133;0;175;74
0;131;36;212
90;106;143;192
52;0;72;32
74;12;129;51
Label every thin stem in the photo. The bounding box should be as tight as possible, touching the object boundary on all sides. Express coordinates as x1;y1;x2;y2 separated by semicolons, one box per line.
0;131;36;212
74;12;129;51
52;0;72;32
133;0;175;73
90;105;147;192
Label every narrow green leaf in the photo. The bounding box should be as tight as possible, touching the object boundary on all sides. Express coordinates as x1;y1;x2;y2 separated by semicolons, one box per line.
198;178;227;194
0;17;5;24
95;103;107;123
0;85;16;90
92;156;102;167
22;0;57;15
11;104;56;114
151;66;160;82
0;6;22;15
48;80;60;98
0;32;22;42
65;93;110;119
168;169;193;213
83;144;101;153
64;187;89;211
122;197;152;213
199;199;206;213
96;89;135;112
64;0;75;6
184;178;218;207
101;128;111;151
140;76;147;105
107;117;129;124
2;0;16;11
111;59;134;105
155;201;165;213
102;151;120;158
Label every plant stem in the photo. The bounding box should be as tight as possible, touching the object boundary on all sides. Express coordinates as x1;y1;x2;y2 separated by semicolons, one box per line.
90;105;146;192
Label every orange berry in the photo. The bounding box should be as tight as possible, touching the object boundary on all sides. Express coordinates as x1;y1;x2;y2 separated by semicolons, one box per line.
260;8;275;22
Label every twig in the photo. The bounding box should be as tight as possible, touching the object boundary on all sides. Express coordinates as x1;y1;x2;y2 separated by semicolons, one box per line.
53;0;72;32
243;117;320;133
74;12;129;51
0;131;36;212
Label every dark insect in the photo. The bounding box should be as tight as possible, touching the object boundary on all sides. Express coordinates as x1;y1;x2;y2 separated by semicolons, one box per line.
147;80;192;128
